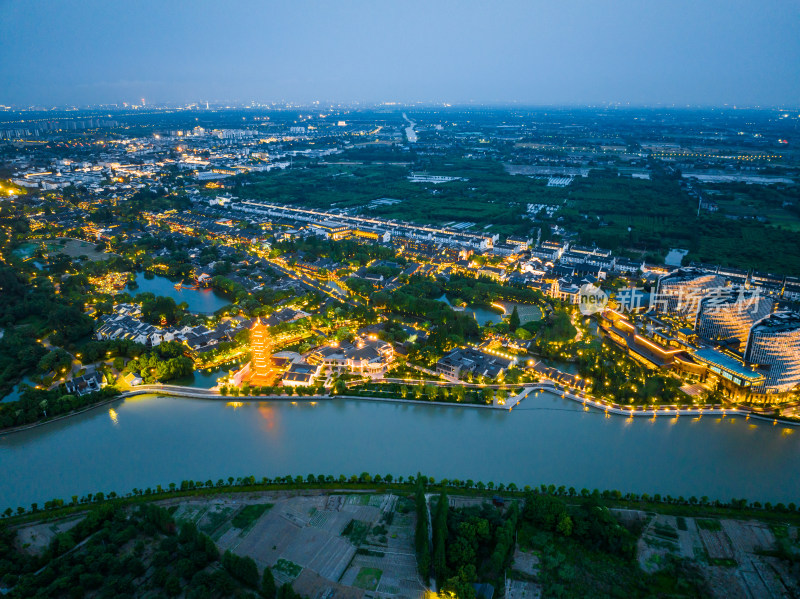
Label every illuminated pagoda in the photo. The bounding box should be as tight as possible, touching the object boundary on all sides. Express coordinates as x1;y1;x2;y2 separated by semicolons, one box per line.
232;319;279;386
250;319;273;380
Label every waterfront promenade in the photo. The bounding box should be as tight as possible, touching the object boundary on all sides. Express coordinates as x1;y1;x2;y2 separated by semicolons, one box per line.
120;383;793;426
3;380;793;438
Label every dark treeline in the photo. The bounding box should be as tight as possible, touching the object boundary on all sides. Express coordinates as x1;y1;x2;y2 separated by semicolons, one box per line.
415;477;430;583
428;488;708;598
0;266;93;397
274;236;397;267
122;341;194;385
0;339;194;431
0;385;120;431
0;501;303;599
442;274;546;307
4;473;798;522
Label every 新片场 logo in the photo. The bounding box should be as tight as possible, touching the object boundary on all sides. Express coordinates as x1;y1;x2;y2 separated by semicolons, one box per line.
578;283;608;315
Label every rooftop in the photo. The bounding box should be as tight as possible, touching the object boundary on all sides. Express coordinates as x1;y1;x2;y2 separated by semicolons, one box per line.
694;348;764;381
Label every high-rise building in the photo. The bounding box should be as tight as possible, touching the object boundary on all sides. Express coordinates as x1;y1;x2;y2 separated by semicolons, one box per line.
744;311;800;393
694;286;773;350
655;267;726;319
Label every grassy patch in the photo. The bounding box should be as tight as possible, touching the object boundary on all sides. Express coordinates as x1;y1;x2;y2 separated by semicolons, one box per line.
652;523;679;540
348;494;371;506
356;548;385;557
273;558;302;580
353;567;382;591
696;519;722;531
199;506;233;534
175;506;206;525
708;558;737;567
342;519;370;546
644;536;678;551
676;517;688;531
769;523;789;539
231;503;273;530
525;528;703;597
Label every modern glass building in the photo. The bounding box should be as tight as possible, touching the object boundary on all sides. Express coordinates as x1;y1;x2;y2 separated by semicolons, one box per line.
655;268;726;320
693;348;765;392
744;312;800;393
694;286;773;350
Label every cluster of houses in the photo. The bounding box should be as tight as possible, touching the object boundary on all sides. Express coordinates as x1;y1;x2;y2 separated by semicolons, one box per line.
95;304;249;354
435;347;515;381
96;304;314;355
279;337;396;387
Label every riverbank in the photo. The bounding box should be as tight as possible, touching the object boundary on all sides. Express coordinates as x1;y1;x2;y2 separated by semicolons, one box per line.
0;396;124;437
6;478;800;529
2;380;797;437
551;385;798;427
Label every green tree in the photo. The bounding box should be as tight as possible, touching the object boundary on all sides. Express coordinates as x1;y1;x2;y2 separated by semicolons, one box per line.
508;305;520;332
261;566;276;599
415;478;430;582
556;514;573;537
433;491;449;585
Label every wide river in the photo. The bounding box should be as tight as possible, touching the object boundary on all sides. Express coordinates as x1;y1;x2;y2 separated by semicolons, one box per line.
2;393;799;510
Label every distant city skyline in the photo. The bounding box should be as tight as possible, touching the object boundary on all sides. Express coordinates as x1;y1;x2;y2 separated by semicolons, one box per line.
1;0;799;107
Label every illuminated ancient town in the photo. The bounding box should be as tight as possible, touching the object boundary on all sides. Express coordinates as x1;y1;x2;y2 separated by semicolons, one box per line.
1;2;800;598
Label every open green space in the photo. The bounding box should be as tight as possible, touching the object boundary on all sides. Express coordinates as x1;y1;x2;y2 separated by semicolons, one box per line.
341;519;371;545
231;502;273;530
230;157;557;236
695;519;722;531
273;558;303;580
229;155;800;273
353;567;382;591
15;238;115;262
198;506;234;535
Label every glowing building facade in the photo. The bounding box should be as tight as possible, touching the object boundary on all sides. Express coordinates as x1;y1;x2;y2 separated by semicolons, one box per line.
694;287;773;350
744;312;800;393
656;268;726;320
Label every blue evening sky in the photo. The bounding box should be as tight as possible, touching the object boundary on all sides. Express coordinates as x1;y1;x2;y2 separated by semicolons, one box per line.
1;0;798;106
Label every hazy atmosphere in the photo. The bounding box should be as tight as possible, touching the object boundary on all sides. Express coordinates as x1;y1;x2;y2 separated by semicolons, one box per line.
2;0;799;106
3;3;800;598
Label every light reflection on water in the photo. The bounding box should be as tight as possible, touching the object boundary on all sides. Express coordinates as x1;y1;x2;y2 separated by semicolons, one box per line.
1;392;800;509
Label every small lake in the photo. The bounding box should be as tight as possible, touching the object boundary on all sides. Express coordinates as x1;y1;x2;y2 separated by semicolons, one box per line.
438;294;504;325
172;361;244;389
0;376;37;404
128;273;231;315
437;295;542;326
665;248;689;267
12;243;37;260
495;301;543;324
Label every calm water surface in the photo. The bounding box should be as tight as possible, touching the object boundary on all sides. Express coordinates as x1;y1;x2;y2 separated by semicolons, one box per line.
437;294;542;326
1;393;799;510
128;273;231;314
0;376;37;404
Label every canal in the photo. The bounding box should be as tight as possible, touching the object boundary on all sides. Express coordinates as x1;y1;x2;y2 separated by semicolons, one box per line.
2;392;799;510
128;273;232;315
